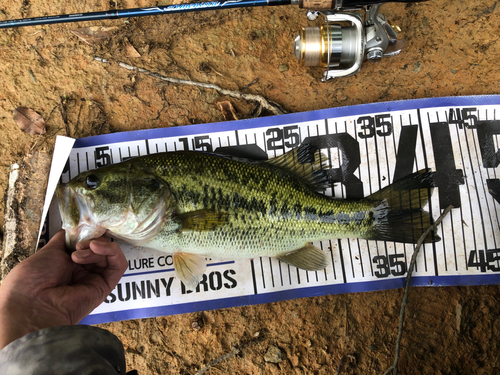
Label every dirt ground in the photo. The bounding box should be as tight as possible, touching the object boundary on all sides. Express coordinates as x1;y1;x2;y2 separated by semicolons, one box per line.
1;0;500;373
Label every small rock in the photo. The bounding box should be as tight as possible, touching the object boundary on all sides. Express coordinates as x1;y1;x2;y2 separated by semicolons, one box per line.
336;91;348;102
150;333;161;344
191;319;203;330
278;64;289;72
412;61;422;73
264;345;284;363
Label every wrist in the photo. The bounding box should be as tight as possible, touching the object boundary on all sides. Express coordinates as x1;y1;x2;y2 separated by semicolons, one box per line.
0;294;33;349
0;291;63;350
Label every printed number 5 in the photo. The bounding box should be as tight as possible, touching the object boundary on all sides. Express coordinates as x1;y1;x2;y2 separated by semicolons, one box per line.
95;146;111;167
373;254;407;278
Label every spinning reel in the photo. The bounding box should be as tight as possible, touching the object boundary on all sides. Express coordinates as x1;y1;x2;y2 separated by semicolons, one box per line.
293;1;410;81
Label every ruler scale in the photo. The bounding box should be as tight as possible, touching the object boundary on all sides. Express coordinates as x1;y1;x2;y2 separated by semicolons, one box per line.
41;95;500;324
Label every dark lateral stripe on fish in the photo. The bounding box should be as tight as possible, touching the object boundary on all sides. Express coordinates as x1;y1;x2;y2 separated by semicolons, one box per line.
177;179;375;232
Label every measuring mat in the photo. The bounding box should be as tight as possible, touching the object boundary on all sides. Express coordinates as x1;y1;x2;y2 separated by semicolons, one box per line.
40;95;500;324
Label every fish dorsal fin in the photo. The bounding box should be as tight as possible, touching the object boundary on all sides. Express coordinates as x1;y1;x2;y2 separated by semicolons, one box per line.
177;209;229;231
173;253;206;291
277;244;328;271
267;144;329;190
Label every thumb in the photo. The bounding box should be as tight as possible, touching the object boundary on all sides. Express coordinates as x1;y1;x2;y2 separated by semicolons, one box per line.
38;230;67;253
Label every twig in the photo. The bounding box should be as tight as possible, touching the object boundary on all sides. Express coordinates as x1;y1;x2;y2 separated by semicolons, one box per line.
196;347;240;375
58;97;70;137
94;57;285;116
334;354;356;375
195;333;264;375
31;45;46;62
383;205;453;375
240;78;259;90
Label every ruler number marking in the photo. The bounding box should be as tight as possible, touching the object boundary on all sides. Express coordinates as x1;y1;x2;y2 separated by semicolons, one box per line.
266;125;300;151
373;254;407;278
467;250;500;272
357;113;393;139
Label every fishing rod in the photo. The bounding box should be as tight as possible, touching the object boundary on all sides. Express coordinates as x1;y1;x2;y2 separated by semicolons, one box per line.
0;0;427;80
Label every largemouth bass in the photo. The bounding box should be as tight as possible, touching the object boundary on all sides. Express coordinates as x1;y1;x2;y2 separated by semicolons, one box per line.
57;144;439;289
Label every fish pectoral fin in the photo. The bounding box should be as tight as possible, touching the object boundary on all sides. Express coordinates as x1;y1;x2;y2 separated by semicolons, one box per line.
277;244;328;271
173;253;206;291
177;209;229;231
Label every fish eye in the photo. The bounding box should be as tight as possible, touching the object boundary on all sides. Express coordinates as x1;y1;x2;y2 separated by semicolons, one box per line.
85;174;100;189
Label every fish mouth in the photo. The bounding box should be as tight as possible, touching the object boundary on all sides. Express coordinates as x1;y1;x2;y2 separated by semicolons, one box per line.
63;223;107;251
56;183;106;250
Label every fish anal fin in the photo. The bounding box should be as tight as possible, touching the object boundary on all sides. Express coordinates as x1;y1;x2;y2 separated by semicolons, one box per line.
178;209;229;231
267;144;329;190
277;244;328;271
173;253;206;291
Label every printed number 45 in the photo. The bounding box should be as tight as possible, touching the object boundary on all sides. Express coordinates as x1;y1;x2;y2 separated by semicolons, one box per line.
373;254;407;278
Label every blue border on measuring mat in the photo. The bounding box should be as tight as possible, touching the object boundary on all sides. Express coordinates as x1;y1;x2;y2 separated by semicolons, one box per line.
69;94;500;325
81;273;500;325
72;95;500;149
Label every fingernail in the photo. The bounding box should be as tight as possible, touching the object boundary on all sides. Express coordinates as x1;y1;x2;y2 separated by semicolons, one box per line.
75;250;91;259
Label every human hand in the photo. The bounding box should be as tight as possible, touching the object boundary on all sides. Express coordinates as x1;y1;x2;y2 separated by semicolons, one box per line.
0;230;127;349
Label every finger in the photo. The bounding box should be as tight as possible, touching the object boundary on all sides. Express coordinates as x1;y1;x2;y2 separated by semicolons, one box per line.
75;240;91;252
89;240;128;291
71;250;108;268
75;236;109;251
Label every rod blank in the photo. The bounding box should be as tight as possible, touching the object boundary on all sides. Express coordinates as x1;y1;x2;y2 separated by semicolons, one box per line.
0;0;292;29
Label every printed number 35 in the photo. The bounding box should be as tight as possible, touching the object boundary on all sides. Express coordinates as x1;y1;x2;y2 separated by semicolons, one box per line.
373;254;407;278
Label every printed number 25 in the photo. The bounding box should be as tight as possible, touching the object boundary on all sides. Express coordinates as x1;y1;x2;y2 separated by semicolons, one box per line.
266;125;300;151
373;254;407;278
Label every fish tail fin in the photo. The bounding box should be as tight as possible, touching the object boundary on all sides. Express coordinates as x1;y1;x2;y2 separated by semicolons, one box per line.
365;169;440;243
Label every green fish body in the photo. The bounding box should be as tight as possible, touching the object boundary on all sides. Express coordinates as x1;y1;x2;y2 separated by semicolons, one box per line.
57;145;438;289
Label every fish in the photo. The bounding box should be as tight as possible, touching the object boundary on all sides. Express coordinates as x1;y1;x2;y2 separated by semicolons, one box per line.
57;144;439;290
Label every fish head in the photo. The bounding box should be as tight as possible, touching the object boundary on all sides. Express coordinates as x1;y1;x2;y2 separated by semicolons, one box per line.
57;163;172;250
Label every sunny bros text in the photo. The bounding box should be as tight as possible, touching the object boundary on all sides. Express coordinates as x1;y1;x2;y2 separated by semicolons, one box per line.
105;255;237;303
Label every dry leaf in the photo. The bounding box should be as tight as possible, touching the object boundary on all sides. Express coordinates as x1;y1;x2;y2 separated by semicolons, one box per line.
13;107;46;135
125;38;141;58
70;26;119;45
217;101;239;121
